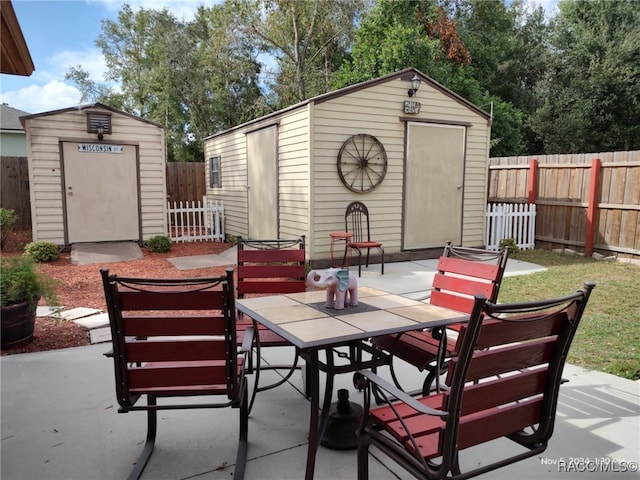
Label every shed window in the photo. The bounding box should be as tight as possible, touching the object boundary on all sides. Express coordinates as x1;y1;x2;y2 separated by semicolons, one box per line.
210;156;221;187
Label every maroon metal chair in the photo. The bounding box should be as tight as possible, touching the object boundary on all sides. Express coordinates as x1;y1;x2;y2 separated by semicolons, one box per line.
357;282;595;480
371;243;509;395
101;268;250;480
344;201;384;276
235;236;310;410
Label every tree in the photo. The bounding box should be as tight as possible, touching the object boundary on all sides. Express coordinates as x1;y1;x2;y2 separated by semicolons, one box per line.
334;0;442;86
240;0;366;106
334;0;525;156
530;0;640;153
95;5;174;118
168;4;265;153
448;0;551;154
66;3;266;162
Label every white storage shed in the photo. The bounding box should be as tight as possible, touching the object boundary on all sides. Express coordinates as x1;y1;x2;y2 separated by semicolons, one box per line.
204;68;492;267
21;103;166;248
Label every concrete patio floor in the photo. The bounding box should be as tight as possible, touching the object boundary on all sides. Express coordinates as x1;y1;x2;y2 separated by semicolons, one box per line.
2;258;639;479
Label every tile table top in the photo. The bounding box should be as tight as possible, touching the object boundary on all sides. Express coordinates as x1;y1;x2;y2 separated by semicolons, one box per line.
236;288;466;349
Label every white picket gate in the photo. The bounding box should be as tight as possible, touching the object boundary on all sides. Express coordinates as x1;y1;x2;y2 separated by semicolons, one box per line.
167;196;224;242
485;203;536;251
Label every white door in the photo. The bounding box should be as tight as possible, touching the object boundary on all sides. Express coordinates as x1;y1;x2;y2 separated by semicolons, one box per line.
247;126;278;239
403;123;465;249
63;142;139;243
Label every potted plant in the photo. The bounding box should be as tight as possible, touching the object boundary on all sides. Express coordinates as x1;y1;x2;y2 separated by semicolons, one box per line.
0;255;58;349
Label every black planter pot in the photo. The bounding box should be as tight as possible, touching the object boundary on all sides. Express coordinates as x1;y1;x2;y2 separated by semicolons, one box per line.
1;296;40;349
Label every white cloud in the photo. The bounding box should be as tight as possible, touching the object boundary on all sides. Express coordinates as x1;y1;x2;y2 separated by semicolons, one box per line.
98;0;208;21
50;48;109;83
531;0;559;18
0;81;82;114
1;48;112;113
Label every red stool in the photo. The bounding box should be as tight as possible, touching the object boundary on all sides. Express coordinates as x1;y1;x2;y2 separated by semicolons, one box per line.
329;231;352;267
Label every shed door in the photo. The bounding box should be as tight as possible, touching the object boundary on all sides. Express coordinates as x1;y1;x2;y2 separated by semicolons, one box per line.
62;142;139;243
403;123;465;249
246;126;278;239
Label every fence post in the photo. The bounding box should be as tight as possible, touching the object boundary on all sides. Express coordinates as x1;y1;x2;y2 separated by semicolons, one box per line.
584;158;601;257
528;159;538;204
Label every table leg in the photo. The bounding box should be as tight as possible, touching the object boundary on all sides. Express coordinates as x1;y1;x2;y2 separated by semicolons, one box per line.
305;350;320;480
304;348;336;480
318;348;335;439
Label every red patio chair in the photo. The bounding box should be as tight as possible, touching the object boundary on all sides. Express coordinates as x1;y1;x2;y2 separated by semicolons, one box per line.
345;201;384;276
101;268;251;480
235;236;310;411
371;243;508;395
357;281;595;480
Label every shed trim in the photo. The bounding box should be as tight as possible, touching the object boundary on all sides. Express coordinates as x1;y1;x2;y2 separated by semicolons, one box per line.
56;137;139;146
399;116;473;127
19;103;164;129
204;68;490;141
314;68;491;121
59;140;143;245
245;120;281;136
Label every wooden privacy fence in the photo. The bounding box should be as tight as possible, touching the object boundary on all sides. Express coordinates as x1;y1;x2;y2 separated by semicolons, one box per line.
488;151;640;258
165;161;206;205
167;196;224;243
0;156;31;230
485;203;536;251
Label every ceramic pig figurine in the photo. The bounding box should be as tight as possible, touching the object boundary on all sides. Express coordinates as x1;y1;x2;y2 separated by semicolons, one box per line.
306;268;358;310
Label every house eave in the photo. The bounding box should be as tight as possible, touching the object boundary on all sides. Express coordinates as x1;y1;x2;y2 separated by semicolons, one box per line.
1;1;35;76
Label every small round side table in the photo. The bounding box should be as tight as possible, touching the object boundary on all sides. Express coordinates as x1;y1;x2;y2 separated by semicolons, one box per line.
329;231;353;267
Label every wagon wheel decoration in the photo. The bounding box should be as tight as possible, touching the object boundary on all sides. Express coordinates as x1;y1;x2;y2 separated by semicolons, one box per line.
337;134;388;193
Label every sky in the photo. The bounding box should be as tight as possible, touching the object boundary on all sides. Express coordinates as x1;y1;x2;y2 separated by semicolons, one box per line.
0;0;206;114
1;0;559;116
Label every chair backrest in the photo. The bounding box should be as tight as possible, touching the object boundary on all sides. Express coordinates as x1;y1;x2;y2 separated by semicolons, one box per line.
345;201;372;243
100;268;240;410
429;243;509;314
236;237;306;298
373;282;595;478
437;282;595;471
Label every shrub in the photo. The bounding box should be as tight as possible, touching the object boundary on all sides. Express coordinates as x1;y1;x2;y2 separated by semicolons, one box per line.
147;235;173;253
0;208;17;251
499;238;520;253
24;241;61;263
0;255;58;307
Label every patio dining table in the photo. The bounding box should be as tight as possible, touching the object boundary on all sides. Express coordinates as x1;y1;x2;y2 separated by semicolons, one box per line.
236;286;468;480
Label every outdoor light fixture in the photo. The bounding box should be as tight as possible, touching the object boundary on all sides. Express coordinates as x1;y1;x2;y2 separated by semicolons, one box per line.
407;74;421;97
96;125;104;141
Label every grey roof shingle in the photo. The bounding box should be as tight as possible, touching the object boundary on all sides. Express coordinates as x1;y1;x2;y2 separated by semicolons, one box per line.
1;104;31;131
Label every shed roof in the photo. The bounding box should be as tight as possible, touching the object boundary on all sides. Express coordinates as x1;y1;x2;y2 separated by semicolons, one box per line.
19;102;165;129
1;104;30;131
205;67;491;140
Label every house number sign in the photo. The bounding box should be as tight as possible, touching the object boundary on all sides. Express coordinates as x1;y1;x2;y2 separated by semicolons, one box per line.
78;144;123;153
403;100;421;114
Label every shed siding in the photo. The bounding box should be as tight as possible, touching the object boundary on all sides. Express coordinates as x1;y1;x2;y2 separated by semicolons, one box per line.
205;129;249;236
309;77;489;259
25;108;166;245
276;107;311;240
205;106;311;241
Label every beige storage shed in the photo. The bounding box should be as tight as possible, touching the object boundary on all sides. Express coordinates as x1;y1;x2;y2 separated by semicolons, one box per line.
204;68;492;267
21;103;166;248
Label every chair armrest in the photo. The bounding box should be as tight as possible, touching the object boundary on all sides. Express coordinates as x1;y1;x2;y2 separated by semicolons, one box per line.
358;370;447;417
240;326;255;353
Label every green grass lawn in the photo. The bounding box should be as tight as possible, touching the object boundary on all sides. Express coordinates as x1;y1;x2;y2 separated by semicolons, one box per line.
498;250;640;380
